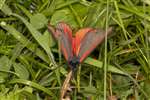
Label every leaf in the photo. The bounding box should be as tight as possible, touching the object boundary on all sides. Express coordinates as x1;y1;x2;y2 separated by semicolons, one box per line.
71;3;88;19
84;57;126;75
0;56;11;79
143;80;150;96
30;13;48;29
13;63;29;79
0;0;5;9
39;30;55;49
83;86;97;96
16;4;32;19
144;0;150;5
0;4;12;15
84;3;106;27
55;0;79;10
11;13;55;65
9;79;55;97
118;4;150;21
50;9;78;28
41;0;56;16
0;22;49;63
49;31;56;47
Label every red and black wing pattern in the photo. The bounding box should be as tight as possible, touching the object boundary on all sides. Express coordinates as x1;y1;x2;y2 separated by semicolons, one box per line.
48;22;73;61
73;28;93;56
48;22;112;63
75;27;112;62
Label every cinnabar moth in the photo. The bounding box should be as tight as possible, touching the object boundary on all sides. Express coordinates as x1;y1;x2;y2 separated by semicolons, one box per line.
48;22;112;70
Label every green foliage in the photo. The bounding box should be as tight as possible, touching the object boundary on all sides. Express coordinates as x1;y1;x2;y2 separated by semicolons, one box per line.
0;0;150;99
30;13;48;29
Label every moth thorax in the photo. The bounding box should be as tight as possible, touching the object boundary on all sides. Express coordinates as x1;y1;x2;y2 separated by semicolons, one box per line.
68;56;80;70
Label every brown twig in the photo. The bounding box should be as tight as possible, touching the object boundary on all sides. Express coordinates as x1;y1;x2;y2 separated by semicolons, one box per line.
60;70;73;100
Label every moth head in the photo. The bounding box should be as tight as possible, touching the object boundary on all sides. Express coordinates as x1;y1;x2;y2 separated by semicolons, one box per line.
68;56;80;70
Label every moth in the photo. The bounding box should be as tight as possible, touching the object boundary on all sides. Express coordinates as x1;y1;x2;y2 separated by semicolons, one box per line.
48;22;112;70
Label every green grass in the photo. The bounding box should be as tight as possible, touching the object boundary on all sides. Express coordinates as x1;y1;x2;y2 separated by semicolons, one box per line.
0;0;150;99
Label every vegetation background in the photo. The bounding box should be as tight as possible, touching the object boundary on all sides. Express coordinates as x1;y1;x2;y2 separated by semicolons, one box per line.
0;0;150;99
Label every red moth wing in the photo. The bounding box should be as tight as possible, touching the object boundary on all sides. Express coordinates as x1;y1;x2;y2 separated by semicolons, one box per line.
73;28;93;55
48;22;73;61
75;27;112;62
